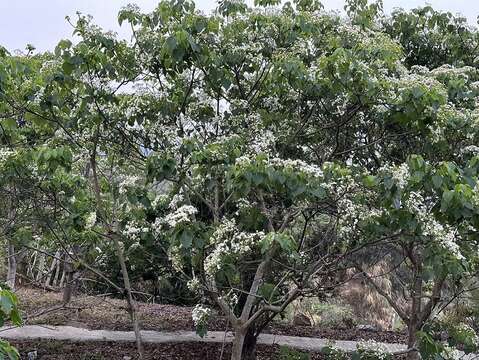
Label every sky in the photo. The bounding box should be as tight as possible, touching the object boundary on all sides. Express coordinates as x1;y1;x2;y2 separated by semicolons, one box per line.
0;0;478;52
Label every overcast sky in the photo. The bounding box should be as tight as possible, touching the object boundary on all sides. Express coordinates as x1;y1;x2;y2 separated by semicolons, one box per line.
0;0;477;52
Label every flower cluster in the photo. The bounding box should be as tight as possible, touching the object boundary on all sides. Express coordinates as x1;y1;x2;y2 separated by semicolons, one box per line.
118;175;140;194
122;221;149;241
85;212;97;229
380;163;410;190
163;205;198;228
235;156;324;179
187;277;202;294
440;344;463;360
0;148;15;167
462;145;479;155
356;339;390;360
204;219;264;276
191;304;211;327
405;192;464;261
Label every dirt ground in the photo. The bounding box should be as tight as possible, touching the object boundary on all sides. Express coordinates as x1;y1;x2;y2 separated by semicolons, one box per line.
16;287;407;344
11;341;327;360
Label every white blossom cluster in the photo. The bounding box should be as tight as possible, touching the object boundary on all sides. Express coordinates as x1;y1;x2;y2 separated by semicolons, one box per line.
187;277;202;294
326;172;380;239
219;291;239;308
118;175;140;194
204;219;265;277
405;192;464;261
235;156;324;179
122;221;149;241
356;339;389;359
462;145;479;155
0;148;15;167
169;193;185;210
191;304;211;327
440;344;464;360
162;205;198;228
85;212;97;229
380;163;410;190
337;196;382;239
454;323;479;347
268;158;324;178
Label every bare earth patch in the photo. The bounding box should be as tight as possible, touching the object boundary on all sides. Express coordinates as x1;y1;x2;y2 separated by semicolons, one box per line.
16;287;407;344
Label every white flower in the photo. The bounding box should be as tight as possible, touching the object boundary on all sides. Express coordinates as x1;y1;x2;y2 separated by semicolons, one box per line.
187;277;202;294
441;344;463;360
192;304;211;327
356;339;389;359
204;219;265;276
405;191;464;261
380;163;410;190
164;205;198;228
119;175;140;194
462;145;479;155
85;212;97;229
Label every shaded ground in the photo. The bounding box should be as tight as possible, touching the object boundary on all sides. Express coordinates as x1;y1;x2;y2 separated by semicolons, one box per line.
11;340;407;360
16;287;407;344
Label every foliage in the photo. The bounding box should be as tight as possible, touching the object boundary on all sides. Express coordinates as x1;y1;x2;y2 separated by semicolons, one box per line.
278;346;310;360
1;0;479;359
0;287;21;360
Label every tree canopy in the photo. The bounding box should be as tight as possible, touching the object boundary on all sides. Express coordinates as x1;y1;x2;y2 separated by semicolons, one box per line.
1;0;479;359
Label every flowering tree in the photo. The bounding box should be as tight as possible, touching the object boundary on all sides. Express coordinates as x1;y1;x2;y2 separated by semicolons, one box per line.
340;156;479;359
2;0;479;360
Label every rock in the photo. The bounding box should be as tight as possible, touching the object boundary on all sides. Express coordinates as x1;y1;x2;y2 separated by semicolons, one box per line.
123;356;132;360
293;313;312;326
27;350;37;360
356;324;377;331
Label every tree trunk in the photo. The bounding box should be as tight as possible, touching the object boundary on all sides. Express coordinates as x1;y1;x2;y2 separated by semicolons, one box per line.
6;242;16;290
89;135;144;359
113;237;144;358
242;328;257;360
62;256;74;304
406;325;420;360
36;254;45;281
45;251;60;287
231;329;246;360
230;327;258;360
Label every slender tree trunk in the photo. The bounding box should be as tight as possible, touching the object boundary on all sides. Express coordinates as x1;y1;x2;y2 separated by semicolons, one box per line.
406;325;420;360
45;251;60;287
406;250;422;360
6;242;16;290
53;255;62;286
63;253;74;304
36;253;45;281
113;236;144;358
89;141;144;359
242;328;258;360
231;328;246;360
230;327;258;360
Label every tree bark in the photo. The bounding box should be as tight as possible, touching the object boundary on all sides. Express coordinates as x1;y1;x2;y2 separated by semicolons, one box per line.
406;325;420;360
62;251;75;304
6;242;16;290
230;327;258;360
231;328;246;360
242;328;258;360
45;250;60;287
113;236;144;358
89;142;144;359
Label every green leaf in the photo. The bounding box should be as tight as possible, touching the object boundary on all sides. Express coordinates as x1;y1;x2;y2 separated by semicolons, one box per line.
179;229;193;249
432;175;443;188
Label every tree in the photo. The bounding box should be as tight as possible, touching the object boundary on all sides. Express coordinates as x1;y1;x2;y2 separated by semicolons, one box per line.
2;1;479;359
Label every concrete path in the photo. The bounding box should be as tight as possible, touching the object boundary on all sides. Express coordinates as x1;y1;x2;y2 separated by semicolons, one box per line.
1;325;477;358
0;325;407;353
